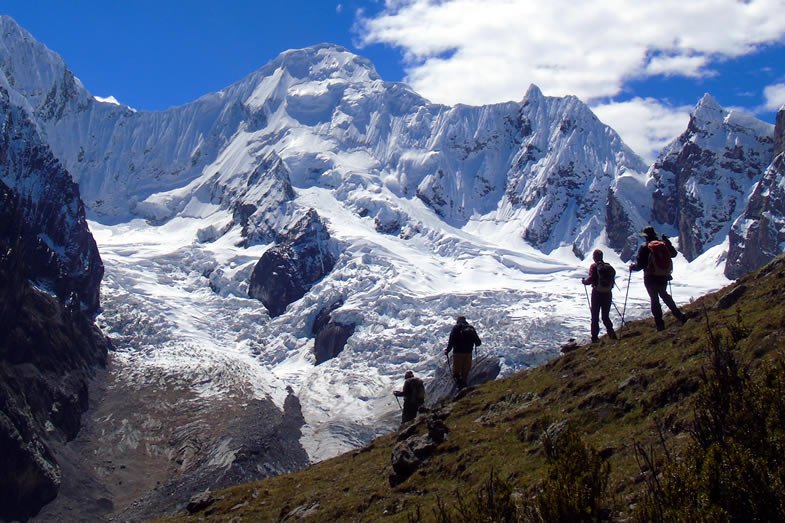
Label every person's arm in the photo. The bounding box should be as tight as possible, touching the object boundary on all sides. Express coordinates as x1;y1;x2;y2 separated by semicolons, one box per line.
630;245;647;272
582;263;596;285
445;327;456;354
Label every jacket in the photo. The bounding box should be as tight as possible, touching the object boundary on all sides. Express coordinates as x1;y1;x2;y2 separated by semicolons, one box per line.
446;320;482;354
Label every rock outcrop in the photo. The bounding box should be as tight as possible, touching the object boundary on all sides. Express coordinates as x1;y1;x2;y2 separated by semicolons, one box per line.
424;354;501;408
248;209;336;317
0;92;107;520
311;300;355;365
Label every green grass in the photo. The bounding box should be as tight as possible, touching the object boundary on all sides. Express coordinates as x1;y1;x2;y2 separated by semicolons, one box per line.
162;255;785;522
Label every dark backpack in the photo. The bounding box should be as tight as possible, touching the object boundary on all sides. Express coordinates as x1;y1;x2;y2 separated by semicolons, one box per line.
595;262;616;293
411;378;425;405
647;240;673;276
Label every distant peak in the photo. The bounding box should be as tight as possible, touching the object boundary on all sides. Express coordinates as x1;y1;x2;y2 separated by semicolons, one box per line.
523;84;544;102
696;93;722;111
271;43;380;82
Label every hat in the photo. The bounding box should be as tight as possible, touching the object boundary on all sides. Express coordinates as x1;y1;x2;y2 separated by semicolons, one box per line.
592;249;603;261
404;370;414;379
456;316;467;323
640;226;657;239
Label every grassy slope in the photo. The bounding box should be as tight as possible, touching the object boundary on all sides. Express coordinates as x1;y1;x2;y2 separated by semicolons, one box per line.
165;256;785;522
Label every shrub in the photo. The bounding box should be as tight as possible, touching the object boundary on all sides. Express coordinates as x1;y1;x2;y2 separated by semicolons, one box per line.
634;314;785;522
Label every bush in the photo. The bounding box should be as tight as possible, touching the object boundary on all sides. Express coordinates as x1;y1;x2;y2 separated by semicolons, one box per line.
414;424;611;522
634;314;785;522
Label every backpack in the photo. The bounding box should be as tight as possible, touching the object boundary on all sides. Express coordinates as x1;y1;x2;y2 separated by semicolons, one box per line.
595;262;616;293
412;378;425;406
646;240;673;276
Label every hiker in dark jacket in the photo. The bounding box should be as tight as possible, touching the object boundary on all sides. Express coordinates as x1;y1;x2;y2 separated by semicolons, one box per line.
629;226;687;331
394;370;424;424
443;316;482;389
582;249;617;343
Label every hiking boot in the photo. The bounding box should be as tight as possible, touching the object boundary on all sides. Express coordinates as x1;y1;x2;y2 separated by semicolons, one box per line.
591;337;599;344
677;313;688;325
608;330;617;340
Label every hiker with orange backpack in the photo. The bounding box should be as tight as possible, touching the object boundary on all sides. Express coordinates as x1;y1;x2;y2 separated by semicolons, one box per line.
629;226;687;331
582;249;618;343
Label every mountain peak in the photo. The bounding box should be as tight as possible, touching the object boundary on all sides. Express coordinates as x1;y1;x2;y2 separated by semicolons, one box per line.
269;43;381;83
695;92;723;114
522;84;545;103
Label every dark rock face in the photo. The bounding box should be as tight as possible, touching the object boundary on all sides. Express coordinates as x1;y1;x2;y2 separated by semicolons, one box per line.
389;413;449;486
314;322;356;365
424;354;501;408
725;107;785;279
775;108;785;159
311;299;355;365
0;92;108;521
311;299;344;336
0;89;103;313
231;151;297;246
248;209;336;317
725;153;785;279
606;188;639;261
650;95;773;262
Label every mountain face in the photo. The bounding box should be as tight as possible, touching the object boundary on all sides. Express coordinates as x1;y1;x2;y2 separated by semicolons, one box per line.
0;16;646;259
0;84;108;520
648;94;774;261
725;107;785;279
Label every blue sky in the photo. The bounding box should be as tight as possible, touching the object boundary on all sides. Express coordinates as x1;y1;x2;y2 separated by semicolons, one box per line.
3;0;785;162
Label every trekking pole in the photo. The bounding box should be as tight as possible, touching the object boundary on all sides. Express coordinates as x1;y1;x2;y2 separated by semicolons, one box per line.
611;300;623;319
620;269;632;333
446;351;459;386
394;394;402;411
583;284;591;310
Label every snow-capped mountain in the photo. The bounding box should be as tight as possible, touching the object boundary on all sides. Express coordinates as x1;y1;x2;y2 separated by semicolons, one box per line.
726;106;785;279
3;13;779;518
647;94;774;262
0;16;646;258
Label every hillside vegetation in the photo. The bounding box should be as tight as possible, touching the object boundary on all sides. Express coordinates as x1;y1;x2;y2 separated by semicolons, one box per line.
165;256;785;522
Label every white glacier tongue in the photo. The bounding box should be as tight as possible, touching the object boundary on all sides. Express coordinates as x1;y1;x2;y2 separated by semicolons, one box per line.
90;185;726;463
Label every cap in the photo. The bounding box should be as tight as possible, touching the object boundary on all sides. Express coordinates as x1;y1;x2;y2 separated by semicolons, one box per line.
404;370;414;379
640;226;657;238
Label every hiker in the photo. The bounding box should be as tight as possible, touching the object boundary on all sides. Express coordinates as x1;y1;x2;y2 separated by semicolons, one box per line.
629;226;687;331
393;370;425;424
443;316;482;389
581;249;617;343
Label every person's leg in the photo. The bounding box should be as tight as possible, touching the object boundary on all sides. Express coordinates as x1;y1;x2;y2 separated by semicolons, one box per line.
658;284;686;323
402;402;417;424
645;280;665;330
600;293;616;339
456;352;472;387
453;352;471;388
590;290;601;342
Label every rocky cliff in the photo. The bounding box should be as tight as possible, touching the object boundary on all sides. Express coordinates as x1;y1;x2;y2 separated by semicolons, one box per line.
725;106;785;279
0;93;107;520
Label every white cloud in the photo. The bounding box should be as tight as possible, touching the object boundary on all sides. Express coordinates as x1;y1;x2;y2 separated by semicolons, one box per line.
336;3;344;14
763;82;785;111
592;98;692;164
357;0;785;106
644;54;711;78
